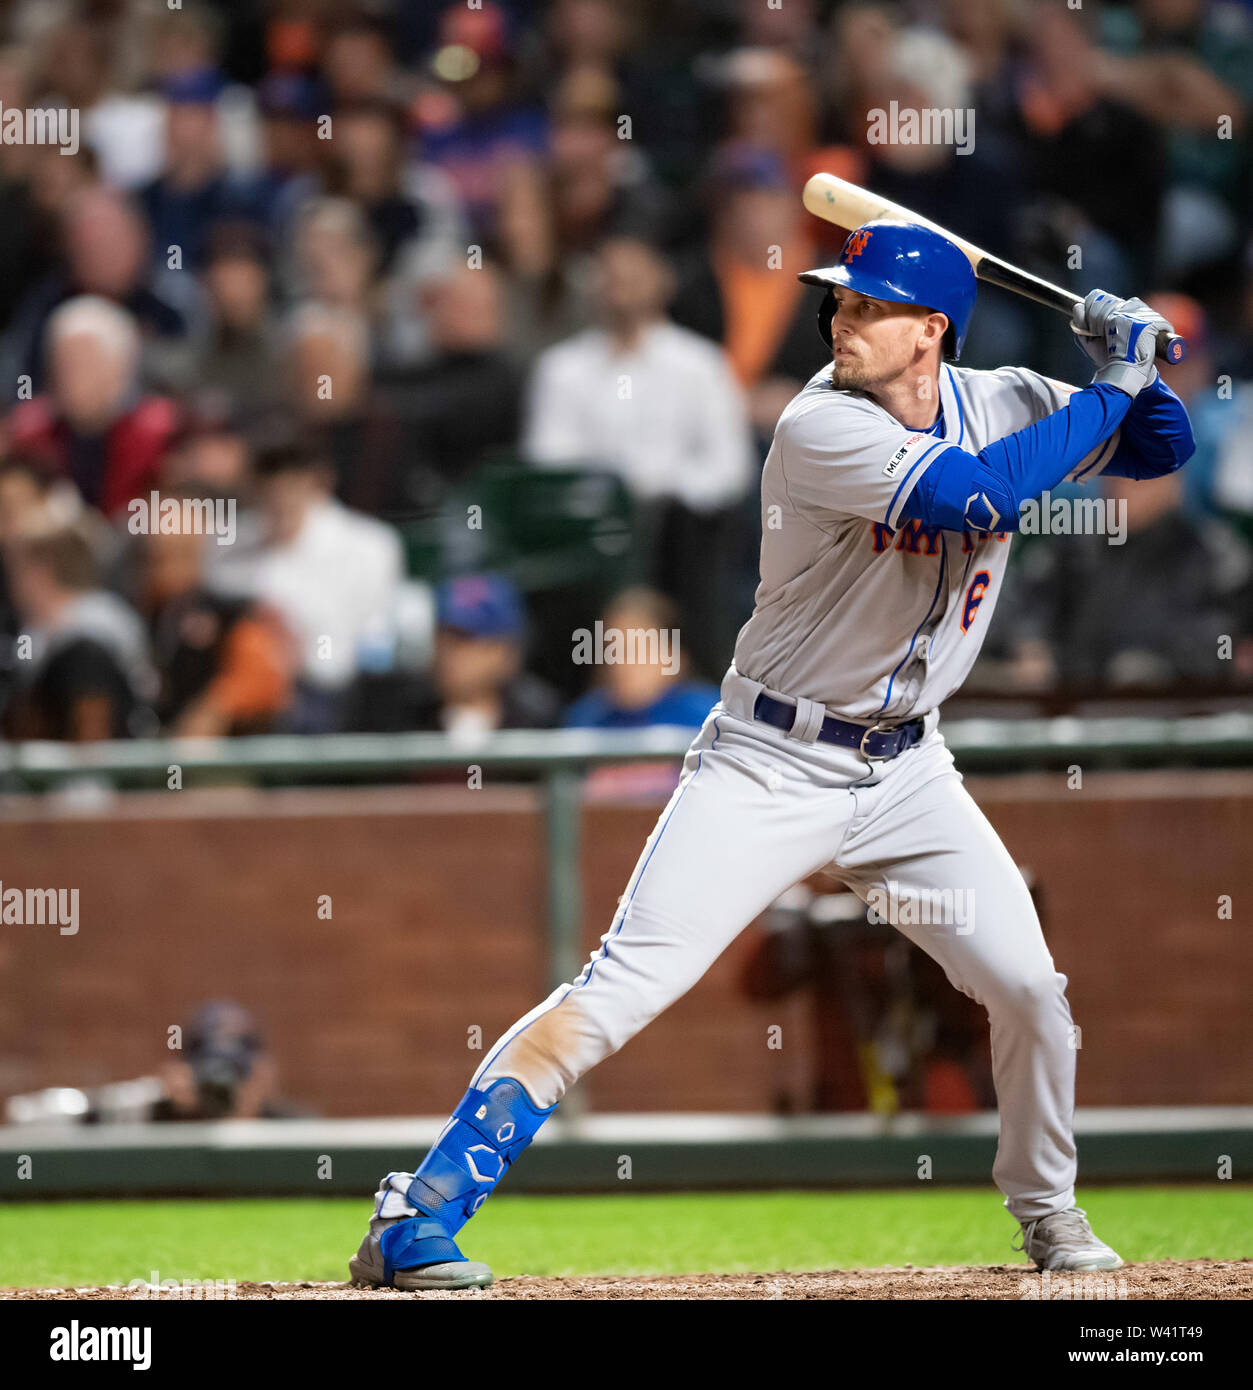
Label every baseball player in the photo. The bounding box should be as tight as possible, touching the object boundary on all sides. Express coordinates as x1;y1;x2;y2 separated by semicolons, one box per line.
350;221;1194;1290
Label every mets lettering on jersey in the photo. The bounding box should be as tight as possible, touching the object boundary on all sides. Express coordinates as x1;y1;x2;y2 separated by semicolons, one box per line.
870;520;1011;555
734;363;1116;722
962;570;992;632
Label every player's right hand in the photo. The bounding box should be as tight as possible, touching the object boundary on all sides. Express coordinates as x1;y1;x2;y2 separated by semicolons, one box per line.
1071;289;1173;399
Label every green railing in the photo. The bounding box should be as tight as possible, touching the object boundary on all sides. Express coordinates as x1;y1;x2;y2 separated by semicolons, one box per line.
3;712;1252;790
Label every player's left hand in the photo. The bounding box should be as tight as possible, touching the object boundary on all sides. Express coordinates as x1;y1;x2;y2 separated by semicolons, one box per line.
1071;290;1174;381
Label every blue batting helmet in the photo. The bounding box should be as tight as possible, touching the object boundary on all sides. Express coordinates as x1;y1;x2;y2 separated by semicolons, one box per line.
799;219;977;360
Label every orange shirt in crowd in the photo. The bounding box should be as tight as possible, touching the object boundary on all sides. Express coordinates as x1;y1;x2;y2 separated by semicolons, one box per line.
714;243;810;388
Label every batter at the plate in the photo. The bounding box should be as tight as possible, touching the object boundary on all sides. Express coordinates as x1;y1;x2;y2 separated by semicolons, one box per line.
349;220;1195;1290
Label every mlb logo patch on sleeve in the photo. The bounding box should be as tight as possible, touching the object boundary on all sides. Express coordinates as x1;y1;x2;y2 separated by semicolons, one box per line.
884;435;924;478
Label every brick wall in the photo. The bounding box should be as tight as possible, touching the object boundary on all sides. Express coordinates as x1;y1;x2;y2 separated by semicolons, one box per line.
0;772;1247;1116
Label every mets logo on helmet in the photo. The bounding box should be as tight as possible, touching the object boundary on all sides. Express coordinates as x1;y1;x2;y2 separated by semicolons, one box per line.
844;229;872;259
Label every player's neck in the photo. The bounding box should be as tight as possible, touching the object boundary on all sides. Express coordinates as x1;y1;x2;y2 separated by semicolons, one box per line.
865;365;942;431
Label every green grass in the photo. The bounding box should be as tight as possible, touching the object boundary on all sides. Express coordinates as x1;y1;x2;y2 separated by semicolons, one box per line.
1;1187;1247;1288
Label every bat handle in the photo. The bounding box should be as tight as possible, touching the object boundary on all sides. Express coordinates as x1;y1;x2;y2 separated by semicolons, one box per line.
1075;325;1187;364
1158;333;1186;365
980;261;1189;365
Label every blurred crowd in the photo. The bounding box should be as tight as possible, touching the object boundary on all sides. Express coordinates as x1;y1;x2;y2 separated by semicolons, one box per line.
1;0;1252;747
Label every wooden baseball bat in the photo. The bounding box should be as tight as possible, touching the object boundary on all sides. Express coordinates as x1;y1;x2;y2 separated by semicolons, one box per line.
802;172;1186;364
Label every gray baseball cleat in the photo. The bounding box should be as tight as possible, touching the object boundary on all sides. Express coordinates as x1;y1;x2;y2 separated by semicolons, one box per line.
348;1215;494;1292
1015;1206;1124;1272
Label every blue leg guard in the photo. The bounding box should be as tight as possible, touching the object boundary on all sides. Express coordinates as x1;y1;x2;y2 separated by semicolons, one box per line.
381;1078;554;1276
379;1218;467;1285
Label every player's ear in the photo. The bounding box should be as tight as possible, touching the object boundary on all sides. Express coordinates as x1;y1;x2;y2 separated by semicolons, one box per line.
920;312;948;350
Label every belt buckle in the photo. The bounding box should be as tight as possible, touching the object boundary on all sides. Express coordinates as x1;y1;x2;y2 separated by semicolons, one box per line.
858;720;895;761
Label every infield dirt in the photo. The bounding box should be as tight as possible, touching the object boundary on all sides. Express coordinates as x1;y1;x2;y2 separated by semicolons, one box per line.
6;1259;1249;1300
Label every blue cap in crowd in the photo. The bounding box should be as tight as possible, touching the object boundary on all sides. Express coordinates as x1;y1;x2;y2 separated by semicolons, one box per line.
709;142;790;193
162;67;227;105
257;72;327;121
436;574;525;639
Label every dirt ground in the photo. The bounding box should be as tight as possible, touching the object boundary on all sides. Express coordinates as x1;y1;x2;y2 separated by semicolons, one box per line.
6;1259;1249;1300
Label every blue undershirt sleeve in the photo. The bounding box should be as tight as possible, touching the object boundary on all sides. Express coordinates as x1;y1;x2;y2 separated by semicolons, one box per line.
1101;374;1195;480
899;382;1132;532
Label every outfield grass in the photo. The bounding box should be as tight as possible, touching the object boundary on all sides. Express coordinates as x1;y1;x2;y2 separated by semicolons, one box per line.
0;1186;1247;1288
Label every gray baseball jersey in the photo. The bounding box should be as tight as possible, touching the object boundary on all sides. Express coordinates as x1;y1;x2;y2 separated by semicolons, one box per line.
732;362;1120;721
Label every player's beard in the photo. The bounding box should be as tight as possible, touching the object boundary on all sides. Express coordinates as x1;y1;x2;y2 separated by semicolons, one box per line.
828;355;873;390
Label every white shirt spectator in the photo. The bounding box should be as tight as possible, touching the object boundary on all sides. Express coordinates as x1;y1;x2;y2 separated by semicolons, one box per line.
84;94;167;189
524;322;755;512
237;498;404;692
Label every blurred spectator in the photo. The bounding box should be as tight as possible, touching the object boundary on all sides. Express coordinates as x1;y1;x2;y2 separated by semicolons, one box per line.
189;223;284;421
1147;293;1253;535
542;0;634;88
139;6;272;185
2;185;194;393
936;0;1008;71
741;0;820;52
35;13;165;190
216;439;403;733
541;0;709;192
322;98;469;369
5;992;308;1121
154;413;261;597
380;260;524;499
141;520;290;738
251;70;327;234
7;296;179;518
719;48;819;184
543;65;662;254
146;4;238;95
0;49;58;328
0;449;116;625
1098;0;1253;279
138;67;264;275
509;66;669;352
1008;469;1239;690
287;195;379;315
0;452;87;546
322;14;402;108
0;0;1244;730
3;526;155;741
280;301;417;517
326;100;429;276
418;1;549;272
410;573;560;739
820;13;1032;366
152;1001;288;1122
564;587;718;731
0;454;78;673
565;586;717;800
670;147;819;441
23;138;101;217
1011;5;1167;291
526;236;754;512
160;414;253;497
527;236;756;673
